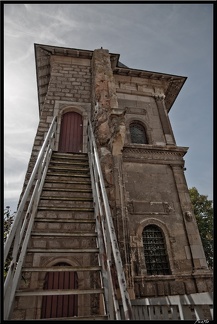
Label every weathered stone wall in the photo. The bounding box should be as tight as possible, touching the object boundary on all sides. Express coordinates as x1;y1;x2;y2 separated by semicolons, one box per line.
133;274;213;298
17;45;212;303
18;53;92;206
111;68;212;298
11;217;98;319
114;73;176;145
91;49;122;151
90;49;213;299
91;49;134;289
117;97;165;145
48;56;91;103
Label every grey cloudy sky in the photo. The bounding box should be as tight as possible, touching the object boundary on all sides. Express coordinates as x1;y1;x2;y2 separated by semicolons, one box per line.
4;3;213;213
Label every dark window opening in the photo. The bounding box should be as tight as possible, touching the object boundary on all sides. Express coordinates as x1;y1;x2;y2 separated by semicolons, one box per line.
130;122;148;144
142;225;171;275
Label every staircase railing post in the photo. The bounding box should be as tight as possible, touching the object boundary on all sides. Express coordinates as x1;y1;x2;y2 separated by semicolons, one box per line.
4;116;57;262
88;133;116;319
4;117;57;320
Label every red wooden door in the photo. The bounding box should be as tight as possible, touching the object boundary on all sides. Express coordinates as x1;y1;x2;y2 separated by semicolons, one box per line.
41;269;78;318
58;112;83;153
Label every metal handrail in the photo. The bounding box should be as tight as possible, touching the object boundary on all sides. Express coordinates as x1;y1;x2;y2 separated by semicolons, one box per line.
87;119;132;320
4;116;132;320
4;116;57;320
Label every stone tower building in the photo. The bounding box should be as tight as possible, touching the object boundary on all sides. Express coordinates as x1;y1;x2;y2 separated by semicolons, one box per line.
5;44;213;320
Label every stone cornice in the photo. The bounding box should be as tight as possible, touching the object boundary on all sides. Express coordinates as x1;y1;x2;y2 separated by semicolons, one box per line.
34;43;186;115
114;67;187;112
134;272;213;281
34;43;120;62
123;144;188;164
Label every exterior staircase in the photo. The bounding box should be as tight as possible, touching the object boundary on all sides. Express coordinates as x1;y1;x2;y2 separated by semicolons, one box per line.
4;117;213;321
11;152;107;320
5;118;132;321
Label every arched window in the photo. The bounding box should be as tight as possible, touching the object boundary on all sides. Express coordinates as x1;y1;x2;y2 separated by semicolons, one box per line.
130;122;148;144
142;225;171;275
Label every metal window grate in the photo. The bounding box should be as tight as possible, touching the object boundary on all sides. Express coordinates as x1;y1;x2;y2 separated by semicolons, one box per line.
130;122;148;144
142;225;171;275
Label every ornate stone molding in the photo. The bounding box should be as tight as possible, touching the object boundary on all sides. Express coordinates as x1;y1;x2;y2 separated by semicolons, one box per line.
123;145;188;163
165;79;185;112
130;235;143;248
184;211;193;222
127;200;174;215
114;67;187;112
125;107;147;115
153;93;166;100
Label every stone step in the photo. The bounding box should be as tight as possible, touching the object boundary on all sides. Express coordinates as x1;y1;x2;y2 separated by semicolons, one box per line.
40;315;108;320
52;152;88;160
42;187;92;192
36;210;94;219
38;203;94;210
34;219;96;233
40;196;93;201
49;160;89;165
41;188;92;198
45;173;90;182
49;160;89;167
29;236;97;249
15;288;104;296
35;217;95;223
22;266;101;272
43;180;91;190
31;232;97;237
48;166;90;173
39;197;93;208
29;227;97;249
27;248;99;253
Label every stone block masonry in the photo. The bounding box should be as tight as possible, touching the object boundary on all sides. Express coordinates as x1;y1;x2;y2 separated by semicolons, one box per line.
17;55;92;207
15;45;212;311
47;57;91;104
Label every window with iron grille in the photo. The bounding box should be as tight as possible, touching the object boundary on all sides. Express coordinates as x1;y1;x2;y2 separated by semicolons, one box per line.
130;122;148;144
142;225;171;275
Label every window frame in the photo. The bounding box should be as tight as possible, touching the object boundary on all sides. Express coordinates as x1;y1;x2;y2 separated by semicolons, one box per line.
129;121;148;144
142;224;171;275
